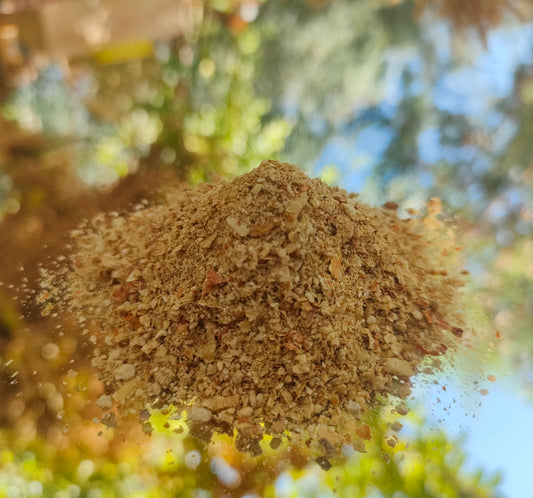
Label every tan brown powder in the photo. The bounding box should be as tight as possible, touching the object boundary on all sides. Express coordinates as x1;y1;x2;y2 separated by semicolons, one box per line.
41;160;466;453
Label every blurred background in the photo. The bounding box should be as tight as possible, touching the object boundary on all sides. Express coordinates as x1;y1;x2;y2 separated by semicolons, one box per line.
0;0;532;496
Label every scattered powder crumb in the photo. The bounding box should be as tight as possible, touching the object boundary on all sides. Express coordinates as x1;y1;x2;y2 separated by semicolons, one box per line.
41;160;468;453
389;421;403;432
142;422;154;434
355;424;372;441
114;364;136;381
96;394;113;410
316;456;333;471
102;412;117;428
385;435;398;448
394;402;410;417
270;435;283;450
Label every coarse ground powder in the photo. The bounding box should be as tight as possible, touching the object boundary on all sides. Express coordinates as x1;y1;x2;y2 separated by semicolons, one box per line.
40;160;467;456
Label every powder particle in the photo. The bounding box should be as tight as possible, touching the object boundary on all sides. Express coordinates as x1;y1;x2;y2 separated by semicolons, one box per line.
316;456;333;471
96;394;113;410
102;412;117;429
386;435;398;448
188;406;213;423
42;160;466;452
114;364;136;381
384;358;415;377
270;435;283;450
389;421;403;432
355;424;372;441
394;402;411;416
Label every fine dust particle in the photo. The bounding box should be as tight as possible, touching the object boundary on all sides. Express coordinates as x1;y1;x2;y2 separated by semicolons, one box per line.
487;375;496;382
43;160;468;453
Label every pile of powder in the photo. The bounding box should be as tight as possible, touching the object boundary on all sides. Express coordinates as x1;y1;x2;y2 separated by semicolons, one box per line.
41;160;467;454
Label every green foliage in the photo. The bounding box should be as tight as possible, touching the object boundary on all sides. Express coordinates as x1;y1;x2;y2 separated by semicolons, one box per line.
272;409;501;498
256;0;403;167
0;407;501;498
1;4;291;188
170;12;292;181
